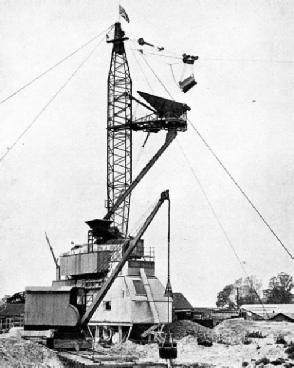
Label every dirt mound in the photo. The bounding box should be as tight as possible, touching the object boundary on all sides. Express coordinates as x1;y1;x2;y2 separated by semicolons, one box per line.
214;318;294;345
107;340;159;361
166;320;215;341
98;320;294;367
213;318;247;345
0;337;64;367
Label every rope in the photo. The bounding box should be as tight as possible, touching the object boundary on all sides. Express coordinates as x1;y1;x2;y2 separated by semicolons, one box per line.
129;41;294;264
132;48;182;64
176;138;268;316
180;64;187;82
128;45;293;263
129;202;157;238
91;201;158;275
167;198;171;324
200;57;294;64
188;119;294;260
0;38;104;165
125;32;181;58
168;64;179;87
138;52;174;100
141;52;181;60
130;39;293;266
0;25;113;105
128;41;154;94
133;144;145;171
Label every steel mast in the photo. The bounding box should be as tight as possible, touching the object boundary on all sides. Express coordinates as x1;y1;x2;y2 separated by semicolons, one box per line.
106;23;132;237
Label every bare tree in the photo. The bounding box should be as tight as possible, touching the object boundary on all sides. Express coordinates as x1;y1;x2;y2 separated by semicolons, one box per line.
216;276;262;308
235;276;262;305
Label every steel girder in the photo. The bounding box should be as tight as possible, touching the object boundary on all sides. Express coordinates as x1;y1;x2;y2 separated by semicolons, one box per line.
107;26;132;236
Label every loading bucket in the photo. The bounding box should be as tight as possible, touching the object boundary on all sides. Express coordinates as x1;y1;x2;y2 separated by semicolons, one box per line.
179;75;197;93
159;342;177;359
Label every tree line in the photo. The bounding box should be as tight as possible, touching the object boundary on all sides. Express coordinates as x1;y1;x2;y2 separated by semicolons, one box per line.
216;272;294;308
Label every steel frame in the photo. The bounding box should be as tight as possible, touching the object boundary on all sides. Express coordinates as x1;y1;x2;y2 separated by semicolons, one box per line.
107;23;132;236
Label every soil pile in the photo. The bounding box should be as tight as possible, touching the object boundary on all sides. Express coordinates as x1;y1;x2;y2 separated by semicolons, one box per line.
0;336;64;367
108;340;159;361
214;318;294;344
214;318;247;345
166;319;215;341
105;319;294;367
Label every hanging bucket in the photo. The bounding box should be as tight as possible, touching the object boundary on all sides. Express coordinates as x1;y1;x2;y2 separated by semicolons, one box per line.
179;75;197;93
159;341;178;359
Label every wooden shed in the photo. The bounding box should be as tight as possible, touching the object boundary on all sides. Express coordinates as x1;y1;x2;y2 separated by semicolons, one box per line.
172;292;193;321
0;304;24;332
24;286;86;330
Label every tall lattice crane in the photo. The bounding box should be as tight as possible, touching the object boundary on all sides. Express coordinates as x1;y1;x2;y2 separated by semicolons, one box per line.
106;22;132;236
103;22;190;241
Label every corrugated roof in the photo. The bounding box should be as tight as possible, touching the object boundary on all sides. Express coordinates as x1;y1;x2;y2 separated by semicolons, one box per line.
0;304;24;317
240;304;294;318
173;293;193;310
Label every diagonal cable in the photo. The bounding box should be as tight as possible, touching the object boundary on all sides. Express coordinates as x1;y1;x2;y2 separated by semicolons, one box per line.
0;25;113;105
176;138;268;315
200;57;294;64
138;52;174;100
129;45;294;261
0;38;104;165
188;119;294;260
128;41;154;94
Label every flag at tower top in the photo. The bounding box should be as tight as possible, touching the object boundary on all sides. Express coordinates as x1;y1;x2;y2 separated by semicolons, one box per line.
119;5;130;23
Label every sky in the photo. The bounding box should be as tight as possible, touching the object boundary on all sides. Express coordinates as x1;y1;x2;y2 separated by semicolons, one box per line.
1;0;294;307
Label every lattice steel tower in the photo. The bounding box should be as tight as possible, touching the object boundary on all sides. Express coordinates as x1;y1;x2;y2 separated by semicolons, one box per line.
106;23;132;236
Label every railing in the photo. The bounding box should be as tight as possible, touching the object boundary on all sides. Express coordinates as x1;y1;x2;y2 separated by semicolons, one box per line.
134;112;187;124
134;113;158;123
61;243;120;256
142;247;155;261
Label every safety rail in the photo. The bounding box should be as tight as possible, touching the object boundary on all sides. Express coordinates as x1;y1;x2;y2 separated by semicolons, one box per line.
134;111;188;127
60;243;119;256
142;247;155;261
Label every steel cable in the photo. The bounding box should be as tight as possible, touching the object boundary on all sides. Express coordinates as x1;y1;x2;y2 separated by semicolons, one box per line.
176;138;268;315
0;37;105;165
188;119;294;260
0;25;113;105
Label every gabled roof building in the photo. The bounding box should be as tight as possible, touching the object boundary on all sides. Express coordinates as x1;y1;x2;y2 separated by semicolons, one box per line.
240;304;294;321
0;304;25;331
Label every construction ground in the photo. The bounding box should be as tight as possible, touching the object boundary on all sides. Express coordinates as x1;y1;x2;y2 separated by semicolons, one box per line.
1;319;294;367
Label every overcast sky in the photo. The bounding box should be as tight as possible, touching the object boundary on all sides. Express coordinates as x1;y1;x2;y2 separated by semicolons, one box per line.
1;0;294;307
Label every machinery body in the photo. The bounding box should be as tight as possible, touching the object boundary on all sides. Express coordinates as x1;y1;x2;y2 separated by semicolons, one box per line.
24;192;172;347
24;287;85;330
23;19;191;350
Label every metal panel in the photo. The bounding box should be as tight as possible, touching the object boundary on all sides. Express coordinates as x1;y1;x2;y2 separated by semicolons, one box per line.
138;91;191;117
60;251;111;277
24;289;80;327
128;260;155;276
130;239;144;257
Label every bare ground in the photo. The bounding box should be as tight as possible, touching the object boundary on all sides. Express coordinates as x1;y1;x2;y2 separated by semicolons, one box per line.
1;319;294;367
107;319;294;367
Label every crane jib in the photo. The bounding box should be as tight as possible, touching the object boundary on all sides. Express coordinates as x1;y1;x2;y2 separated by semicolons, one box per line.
81;190;170;327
